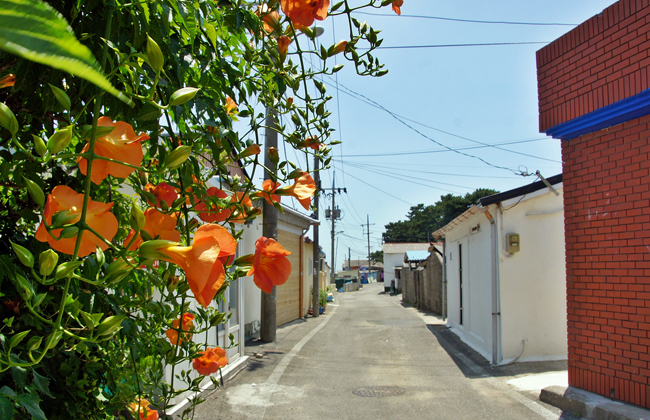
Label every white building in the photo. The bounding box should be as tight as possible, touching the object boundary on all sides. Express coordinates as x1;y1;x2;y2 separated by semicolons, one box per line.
433;174;566;365
382;242;432;291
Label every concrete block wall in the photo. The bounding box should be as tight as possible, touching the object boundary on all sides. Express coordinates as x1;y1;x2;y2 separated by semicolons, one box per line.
537;0;650;408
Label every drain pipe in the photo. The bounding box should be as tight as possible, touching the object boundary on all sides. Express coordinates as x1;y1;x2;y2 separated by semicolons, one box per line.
480;205;501;365
441;238;447;321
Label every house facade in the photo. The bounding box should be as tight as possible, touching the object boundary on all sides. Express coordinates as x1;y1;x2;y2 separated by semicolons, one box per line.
537;0;650;408
242;206;318;337
433;176;566;364
382;242;432;292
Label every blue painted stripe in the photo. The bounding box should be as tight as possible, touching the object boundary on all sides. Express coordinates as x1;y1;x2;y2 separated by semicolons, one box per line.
544;88;650;140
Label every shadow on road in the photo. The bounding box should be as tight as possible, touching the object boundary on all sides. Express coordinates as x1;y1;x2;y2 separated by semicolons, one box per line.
425;324;568;380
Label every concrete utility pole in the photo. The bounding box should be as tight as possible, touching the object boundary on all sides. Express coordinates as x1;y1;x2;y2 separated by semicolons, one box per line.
323;174;345;284
361;215;374;282
330;175;336;284
312;156;320;317
261;108;277;342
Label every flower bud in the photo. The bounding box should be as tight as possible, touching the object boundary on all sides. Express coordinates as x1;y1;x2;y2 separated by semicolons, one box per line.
330;40;348;56
130;205;146;232
54;260;83;280
49;84;71;110
23;177;45;207
10;240;34;268
268;147;279;164
278;35;291;62
96;315;126;336
146;34;164;72
239;144;261;159
169;87;200;106
59;226;79;239
165;145;191;170
51;209;78;228
32;135;47;157
47;125;74;155
0;102;18;135
39;249;59;276
139;239;177;260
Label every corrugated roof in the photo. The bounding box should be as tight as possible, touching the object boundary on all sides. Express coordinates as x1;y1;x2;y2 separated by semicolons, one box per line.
405;250;429;261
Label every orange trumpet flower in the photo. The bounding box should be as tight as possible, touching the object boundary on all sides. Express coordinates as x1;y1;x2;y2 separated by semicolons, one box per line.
144;182;179;209
280;0;330;28
124;208;180;251
229;192;256;224
392;0;403;15
152;224;237;308
78;116;149;185
192;347;228;376
128;398;159;420
252;179;282;206
247;237;292;293
196;187;232;223
165;312;195;345
35;185;118;257
275;172;316;210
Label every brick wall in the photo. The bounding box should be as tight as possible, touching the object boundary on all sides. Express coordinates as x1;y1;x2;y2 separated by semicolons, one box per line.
563;114;650;407
538;0;650;408
537;0;650;132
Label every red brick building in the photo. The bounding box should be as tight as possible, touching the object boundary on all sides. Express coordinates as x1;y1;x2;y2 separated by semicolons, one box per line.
537;0;650;408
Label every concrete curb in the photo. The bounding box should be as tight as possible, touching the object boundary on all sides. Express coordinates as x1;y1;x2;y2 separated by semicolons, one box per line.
540;386;650;420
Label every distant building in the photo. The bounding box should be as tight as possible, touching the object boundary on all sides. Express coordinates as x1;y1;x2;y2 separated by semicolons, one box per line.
382;243;432;292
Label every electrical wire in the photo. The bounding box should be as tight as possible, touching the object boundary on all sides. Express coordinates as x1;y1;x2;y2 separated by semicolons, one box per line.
333;161;516;179
338;161;473;192
337;167;414;206
335;138;556;160
326;79;560;164
353;11;578;26
364;41;550;50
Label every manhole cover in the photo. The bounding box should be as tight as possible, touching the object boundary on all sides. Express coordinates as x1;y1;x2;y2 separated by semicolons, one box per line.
352;386;405;397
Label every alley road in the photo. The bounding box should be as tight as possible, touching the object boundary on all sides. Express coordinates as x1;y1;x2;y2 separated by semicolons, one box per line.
193;282;575;420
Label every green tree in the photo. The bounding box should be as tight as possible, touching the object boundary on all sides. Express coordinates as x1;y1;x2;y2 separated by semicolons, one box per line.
383;188;499;243
369;250;383;263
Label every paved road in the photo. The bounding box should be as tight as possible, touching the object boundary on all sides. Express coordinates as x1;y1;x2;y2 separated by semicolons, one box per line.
193;282;577;420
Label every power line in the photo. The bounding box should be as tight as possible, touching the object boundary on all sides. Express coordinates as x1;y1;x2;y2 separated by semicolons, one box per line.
337;167;414;206
335;138;557;161
353;11;577;26
365;41;550;50
325;79;560;164
335;161;516;179
323;80;526;175
339;161;472;192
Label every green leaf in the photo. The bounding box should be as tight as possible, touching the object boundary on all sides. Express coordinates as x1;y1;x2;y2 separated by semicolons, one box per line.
32;371;53;398
9;330;30;349
0;396;13;420
0;0;133;106
0;387;16;397
15;393;46;420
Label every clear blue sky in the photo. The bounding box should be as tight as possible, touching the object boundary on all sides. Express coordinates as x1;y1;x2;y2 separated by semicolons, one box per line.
272;0;616;272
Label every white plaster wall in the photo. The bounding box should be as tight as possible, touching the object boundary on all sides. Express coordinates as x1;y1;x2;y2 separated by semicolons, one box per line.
383;253;403;289
445;211;494;362
497;187;567;362
241;218;262;337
